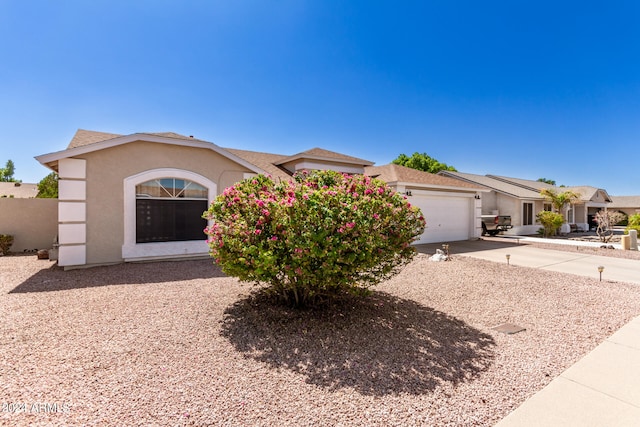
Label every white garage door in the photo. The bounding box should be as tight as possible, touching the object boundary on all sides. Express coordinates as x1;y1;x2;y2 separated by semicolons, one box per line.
410;195;472;244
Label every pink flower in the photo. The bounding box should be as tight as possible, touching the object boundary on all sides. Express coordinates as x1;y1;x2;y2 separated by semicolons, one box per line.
270;236;278;241
254;229;262;235
373;213;380;220
346;222;355;228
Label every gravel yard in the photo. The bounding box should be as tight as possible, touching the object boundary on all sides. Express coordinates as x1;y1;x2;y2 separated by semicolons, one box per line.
1;251;640;426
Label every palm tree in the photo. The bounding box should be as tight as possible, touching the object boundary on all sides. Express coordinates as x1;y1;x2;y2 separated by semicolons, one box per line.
540;188;581;221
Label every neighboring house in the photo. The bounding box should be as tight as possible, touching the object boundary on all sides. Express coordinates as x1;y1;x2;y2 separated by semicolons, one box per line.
0;182;38;198
609;196;640;218
36;129;483;269
438;172;612;235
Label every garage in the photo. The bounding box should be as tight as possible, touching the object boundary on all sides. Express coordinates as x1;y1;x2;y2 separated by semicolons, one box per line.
364;163;484;245
410;193;474;244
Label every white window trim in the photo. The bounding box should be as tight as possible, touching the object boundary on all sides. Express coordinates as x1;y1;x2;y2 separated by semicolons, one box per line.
522;201;534;226
122;168;216;261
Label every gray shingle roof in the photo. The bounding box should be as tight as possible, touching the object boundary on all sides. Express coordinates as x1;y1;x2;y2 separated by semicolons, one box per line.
610;196;640;208
277;147;374;166
222;148;291;181
365;164;483;190
67;130;203;149
68;129;122;148
442;172;612;202
439;171;545;199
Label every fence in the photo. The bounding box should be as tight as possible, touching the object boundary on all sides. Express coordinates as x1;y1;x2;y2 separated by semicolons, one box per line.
0;198;58;253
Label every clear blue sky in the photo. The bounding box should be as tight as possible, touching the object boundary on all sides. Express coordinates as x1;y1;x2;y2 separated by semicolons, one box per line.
1;1;639;195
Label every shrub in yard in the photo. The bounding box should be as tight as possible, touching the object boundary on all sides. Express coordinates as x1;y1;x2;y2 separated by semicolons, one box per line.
595;210;626;243
625;213;640;235
536;211;564;237
0;234;13;255
203;170;426;307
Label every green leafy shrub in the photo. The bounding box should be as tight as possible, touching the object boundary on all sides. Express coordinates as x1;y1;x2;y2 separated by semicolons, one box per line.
536;211;564;237
0;234;14;255
625;213;640;235
204;170;426;307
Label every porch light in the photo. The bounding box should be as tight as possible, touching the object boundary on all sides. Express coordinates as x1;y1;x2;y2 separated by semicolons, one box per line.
598;265;604;281
506;254;511;265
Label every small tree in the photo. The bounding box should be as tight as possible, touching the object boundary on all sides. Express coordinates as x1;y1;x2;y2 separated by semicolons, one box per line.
392;152;457;174
537;178;556;185
625;213;640;235
0;234;13;256
37;172;59;198
540;188;580;221
536;211;564;237
595;210;625;243
0;160;17;182
204;170;426;307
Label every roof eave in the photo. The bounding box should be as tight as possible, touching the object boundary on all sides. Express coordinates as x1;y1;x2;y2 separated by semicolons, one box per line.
35;133;265;175
391;181;489;193
276;153;374;167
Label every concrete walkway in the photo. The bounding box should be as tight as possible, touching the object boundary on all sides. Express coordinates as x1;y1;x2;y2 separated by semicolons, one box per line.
416;238;640;426
417;238;640;285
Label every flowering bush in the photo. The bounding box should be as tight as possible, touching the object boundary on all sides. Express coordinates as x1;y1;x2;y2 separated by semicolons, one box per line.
204;170;426;307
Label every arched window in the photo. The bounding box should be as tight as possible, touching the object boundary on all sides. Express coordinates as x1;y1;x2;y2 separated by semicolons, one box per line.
135;178;208;243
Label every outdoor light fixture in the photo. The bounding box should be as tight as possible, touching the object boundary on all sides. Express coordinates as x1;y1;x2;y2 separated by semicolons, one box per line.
598;265;604;281
474;194;481;200
442;243;450;256
506;254;511;265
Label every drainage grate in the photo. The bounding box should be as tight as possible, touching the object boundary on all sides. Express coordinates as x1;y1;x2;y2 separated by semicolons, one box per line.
492;323;526;335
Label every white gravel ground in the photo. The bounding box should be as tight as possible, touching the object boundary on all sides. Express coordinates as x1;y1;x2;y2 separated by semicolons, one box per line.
1;251;640;426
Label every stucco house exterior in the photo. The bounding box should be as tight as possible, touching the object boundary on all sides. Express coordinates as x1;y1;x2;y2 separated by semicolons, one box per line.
36;129;484;269
439;172;612;235
364;164;486;244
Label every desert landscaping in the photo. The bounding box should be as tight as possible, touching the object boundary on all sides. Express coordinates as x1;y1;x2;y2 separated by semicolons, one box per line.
2;245;640;426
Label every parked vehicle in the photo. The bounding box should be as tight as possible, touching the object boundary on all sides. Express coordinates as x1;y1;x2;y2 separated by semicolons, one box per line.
481;215;512;236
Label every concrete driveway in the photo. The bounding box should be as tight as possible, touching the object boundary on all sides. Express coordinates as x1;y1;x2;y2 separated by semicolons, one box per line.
416;239;640;285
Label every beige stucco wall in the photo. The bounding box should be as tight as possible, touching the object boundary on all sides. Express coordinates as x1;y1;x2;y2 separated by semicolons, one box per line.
74;141;254;266
0;198;58;252
615;208;640;218
495;194;520;221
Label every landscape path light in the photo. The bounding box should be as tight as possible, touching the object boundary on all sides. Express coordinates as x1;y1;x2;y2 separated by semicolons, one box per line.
442;244;450;257
598;265;604;282
506;254;511;266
